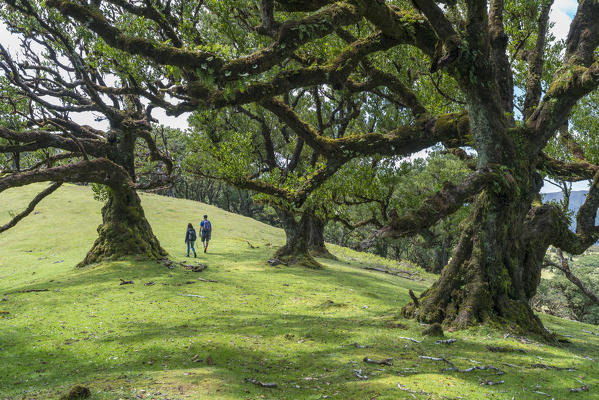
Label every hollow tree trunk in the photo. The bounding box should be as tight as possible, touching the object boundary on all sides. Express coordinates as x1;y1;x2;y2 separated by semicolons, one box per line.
78;183;166;267
403;167;555;337
274;209;321;268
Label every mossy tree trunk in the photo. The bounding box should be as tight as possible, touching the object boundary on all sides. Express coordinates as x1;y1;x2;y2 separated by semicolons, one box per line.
401;99;565;337
307;215;336;259
78;183;166;267
79;128;167;267
274;209;322;268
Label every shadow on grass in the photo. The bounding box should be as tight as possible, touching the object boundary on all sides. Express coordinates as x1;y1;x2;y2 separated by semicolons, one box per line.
2;315;597;399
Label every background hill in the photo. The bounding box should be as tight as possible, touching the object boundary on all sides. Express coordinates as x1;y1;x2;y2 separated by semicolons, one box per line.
1;184;598;399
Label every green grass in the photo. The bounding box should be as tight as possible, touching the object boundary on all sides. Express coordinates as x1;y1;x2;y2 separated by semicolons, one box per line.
1;184;598;399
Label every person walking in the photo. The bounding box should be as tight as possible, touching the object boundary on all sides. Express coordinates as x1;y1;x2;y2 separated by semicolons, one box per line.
200;214;212;253
185;223;197;257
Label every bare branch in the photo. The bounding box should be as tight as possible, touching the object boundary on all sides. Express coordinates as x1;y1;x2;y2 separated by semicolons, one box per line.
0;182;62;234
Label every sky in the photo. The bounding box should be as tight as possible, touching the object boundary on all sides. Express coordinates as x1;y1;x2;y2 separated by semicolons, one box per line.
0;1;584;192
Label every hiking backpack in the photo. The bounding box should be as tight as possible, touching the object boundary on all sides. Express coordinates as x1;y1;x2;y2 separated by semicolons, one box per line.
202;220;212;232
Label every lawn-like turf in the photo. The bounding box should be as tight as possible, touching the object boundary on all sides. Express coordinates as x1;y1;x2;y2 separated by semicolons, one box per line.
1;184;598;399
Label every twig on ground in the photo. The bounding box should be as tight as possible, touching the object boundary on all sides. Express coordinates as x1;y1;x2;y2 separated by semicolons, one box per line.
570;385;589;392
486;345;525;353
178;294;205;298
244;378;277;388
119;279;134;285
342;342;371;348
582;329;599;336
6;288;49;294
399;337;421;343
397;383;430;398
362;266;416;280
530;363;576;371
480;380;504;386
419;355;457;371
197;277;218;282
363;357;393;366
436;338;457;345
419;356;504;374
353;369;368;380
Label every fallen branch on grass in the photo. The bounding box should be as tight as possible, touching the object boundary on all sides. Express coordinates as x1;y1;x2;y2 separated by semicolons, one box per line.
397;383;430;398
363;357;393;366
530;363;576;371
399;337;421;343
435;339;456;345
178;294;205;298
7;288;49;294
486;345;525;353
197;277;218;282
353;369;368;380
244;378;277;388
480;380;504;386
342;342;371;348
362;266;416;280
570;385;589;393
419;356;457;371
419;356;504;374
582;329;599;336
119;279;134;285
181;263;207;272
461;365;504;375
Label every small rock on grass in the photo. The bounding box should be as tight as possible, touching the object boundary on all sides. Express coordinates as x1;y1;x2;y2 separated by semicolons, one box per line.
60;385;91;400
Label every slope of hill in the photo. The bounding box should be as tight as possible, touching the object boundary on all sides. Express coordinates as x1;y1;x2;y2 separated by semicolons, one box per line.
1;184;598;399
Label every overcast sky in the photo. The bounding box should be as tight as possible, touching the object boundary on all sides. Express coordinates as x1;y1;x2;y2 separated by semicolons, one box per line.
0;2;582;192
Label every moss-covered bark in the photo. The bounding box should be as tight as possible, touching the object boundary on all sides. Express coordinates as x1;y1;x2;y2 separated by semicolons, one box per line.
307;215;336;260
274;210;323;268
402;166;556;338
78;183;166;267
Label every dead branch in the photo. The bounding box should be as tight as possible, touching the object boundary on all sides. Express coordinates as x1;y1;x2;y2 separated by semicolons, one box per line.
0;182;62;234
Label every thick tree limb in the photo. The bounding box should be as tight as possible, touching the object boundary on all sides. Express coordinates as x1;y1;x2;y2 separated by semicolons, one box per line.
564;0;599;66
0;126;109;157
262;97;471;159
0;182;62;234
545;171;599;255
359;1;436;57
529;61;599;147
48;0;362;82
522;2;552;120
0;158;131;194
489;0;514;113
361;168;497;246
539;152;598;182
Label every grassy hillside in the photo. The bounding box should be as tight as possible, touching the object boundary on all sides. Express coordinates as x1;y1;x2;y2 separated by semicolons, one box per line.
1;184;598;399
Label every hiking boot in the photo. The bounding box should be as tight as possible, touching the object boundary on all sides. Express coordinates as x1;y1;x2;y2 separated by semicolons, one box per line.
204;248;207;253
